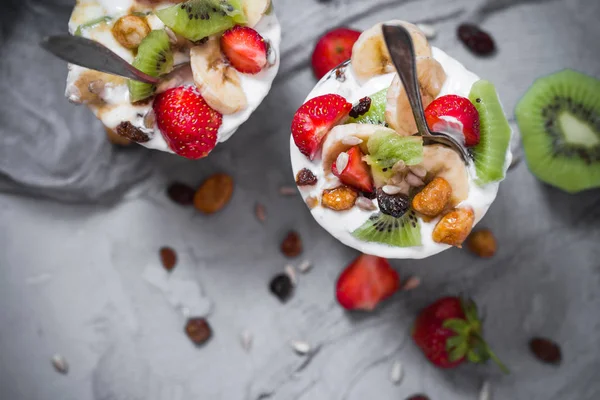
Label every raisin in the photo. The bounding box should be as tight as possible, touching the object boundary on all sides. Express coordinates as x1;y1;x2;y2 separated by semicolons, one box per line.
269;273;293;302
281;231;302;257
295;168;318;186
167;182;195;205
116;121;150;142
349;97;372;118
376;188;409;218
193;173;234;214
529;337;562;365
457;23;496;56
159;247;177;271
185;318;212;345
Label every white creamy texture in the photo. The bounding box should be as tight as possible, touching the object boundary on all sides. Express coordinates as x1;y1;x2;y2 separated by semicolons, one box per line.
289;47;513;259
66;1;281;154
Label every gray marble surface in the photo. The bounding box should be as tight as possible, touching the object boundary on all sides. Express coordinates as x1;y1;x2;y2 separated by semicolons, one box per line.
1;0;600;399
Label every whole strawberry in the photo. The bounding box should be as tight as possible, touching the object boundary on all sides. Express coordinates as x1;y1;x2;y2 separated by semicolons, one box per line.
153;86;222;159
312;27;361;79
412;296;508;372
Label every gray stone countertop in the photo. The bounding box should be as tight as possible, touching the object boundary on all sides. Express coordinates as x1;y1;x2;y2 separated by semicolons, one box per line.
1;0;600;399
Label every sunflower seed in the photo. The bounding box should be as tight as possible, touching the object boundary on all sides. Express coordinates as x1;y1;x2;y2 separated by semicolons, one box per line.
417;23;437;39
383;185;403;195
389;360;404;384
402;276;421;291
335;152;349;172
240;330;253;352
392;160;407;174
290;340;311;355
356;196;377;211
479;381;491;400
409;165;427;179
285;264;297;286
255;203;266;222
341;136;363;146
165;27;179;44
51;354;69;374
405;173;425;187
279;186;297;196
297;260;313;273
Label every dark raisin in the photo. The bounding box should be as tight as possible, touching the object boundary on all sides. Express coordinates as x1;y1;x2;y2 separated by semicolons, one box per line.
376;188;410;218
406;396;430;400
457;23;496;56
295;168;318;186
167;182;195;205
349;97;372;118
159;247;177;271
362;190;376;200
116;121;150;142
185;318;212;345
281;231;302;257
529;337;562;365
269;273;293;302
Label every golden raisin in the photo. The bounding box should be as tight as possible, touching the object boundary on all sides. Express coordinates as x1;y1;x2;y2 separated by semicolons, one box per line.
281;231;302;258
412;177;452;217
193;173;234;214
432;207;475;248
111;15;151;49
321;186;358;211
466;229;497;258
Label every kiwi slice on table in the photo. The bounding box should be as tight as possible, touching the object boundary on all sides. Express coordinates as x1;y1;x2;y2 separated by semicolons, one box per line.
352;211;421;247
156;0;246;42
468;80;512;185
348;88;387;125
515;69;600;193
365;129;424;168
127;30;173;103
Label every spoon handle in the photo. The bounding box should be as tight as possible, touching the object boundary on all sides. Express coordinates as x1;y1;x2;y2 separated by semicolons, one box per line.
381;25;432;137
40;34;160;84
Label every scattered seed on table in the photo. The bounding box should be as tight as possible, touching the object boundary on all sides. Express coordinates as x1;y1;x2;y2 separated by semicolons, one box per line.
479;380;492;400
284;264;297;286
290;340;311;355
51;354;69;374
389;360;404;384
240;330;253;352
297;260;313;273
402;276;421;291
279;186;297;196
416;23;437;39
255;203;266;223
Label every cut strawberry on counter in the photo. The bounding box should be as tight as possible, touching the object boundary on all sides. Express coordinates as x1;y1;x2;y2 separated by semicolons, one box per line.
336;254;399;311
425;94;481;147
292;94;352;160
153;86;222;159
221;26;268;74
332;146;374;193
412;296;509;372
312;27;362;79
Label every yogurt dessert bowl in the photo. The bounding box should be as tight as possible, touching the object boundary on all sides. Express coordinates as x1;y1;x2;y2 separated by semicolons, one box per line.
290;21;512;259
66;0;280;159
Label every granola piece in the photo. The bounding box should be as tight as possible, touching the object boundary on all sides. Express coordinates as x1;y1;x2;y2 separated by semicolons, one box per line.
322;186;358;211
412;177;452;217
432;207;474;247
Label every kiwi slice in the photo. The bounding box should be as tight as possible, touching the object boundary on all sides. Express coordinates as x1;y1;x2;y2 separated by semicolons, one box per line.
348;88;387;125
127;30;173;103
468;80;512;185
156;0;246;42
365;130;423;169
515;69;600;193
352;211;421;247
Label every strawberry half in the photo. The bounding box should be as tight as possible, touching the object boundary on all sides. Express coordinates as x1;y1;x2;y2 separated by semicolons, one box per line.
425;95;481;147
332;146;374;193
292;94;352;160
311;27;361;79
336;254;400;311
221;26;267;74
153;86;222;159
412;296;509;372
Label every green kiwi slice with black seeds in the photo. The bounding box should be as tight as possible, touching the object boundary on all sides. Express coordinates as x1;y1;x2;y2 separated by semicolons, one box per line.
352;211;421;247
515;69;600;193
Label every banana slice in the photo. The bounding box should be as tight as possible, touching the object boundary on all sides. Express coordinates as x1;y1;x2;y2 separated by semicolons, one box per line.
419;144;469;206
321;124;397;174
351;20;432;82
190;38;248;115
385;56;446;136
243;0;271;27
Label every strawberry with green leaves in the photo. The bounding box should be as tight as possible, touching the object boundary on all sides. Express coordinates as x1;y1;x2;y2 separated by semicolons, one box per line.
412;296;508;372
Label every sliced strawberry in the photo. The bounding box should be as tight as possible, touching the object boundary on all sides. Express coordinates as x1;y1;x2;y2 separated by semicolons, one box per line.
332;146;374;193
292;94;352;160
221;26;267;74
336;254;399;311
153;86;222;159
425;95;481;147
311;27;361;79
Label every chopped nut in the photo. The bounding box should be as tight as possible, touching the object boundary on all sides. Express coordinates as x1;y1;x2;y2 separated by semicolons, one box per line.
405;172;425;187
51;354;69;375
355;196;377;211
295;168;318;186
111;15;151;49
412;177;452;217
185;318;212;345
321;186;358;211
341;135;363;146
467;229;497;258
432;207;475;247
255;202;266;222
306;196;319;209
105;127;131;146
116;121;150;142
193;173;234;214
392;160;407;174
279;186;297;196
281;231;302;257
159;247;177;271
402;276;421;291
409;165;427;178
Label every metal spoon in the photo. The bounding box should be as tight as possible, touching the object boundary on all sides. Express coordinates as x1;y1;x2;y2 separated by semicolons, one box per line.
381;24;470;163
40;34;160;84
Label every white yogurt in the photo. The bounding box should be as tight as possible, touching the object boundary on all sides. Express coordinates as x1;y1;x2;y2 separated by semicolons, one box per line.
65;1;281;154
289;47;512;259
